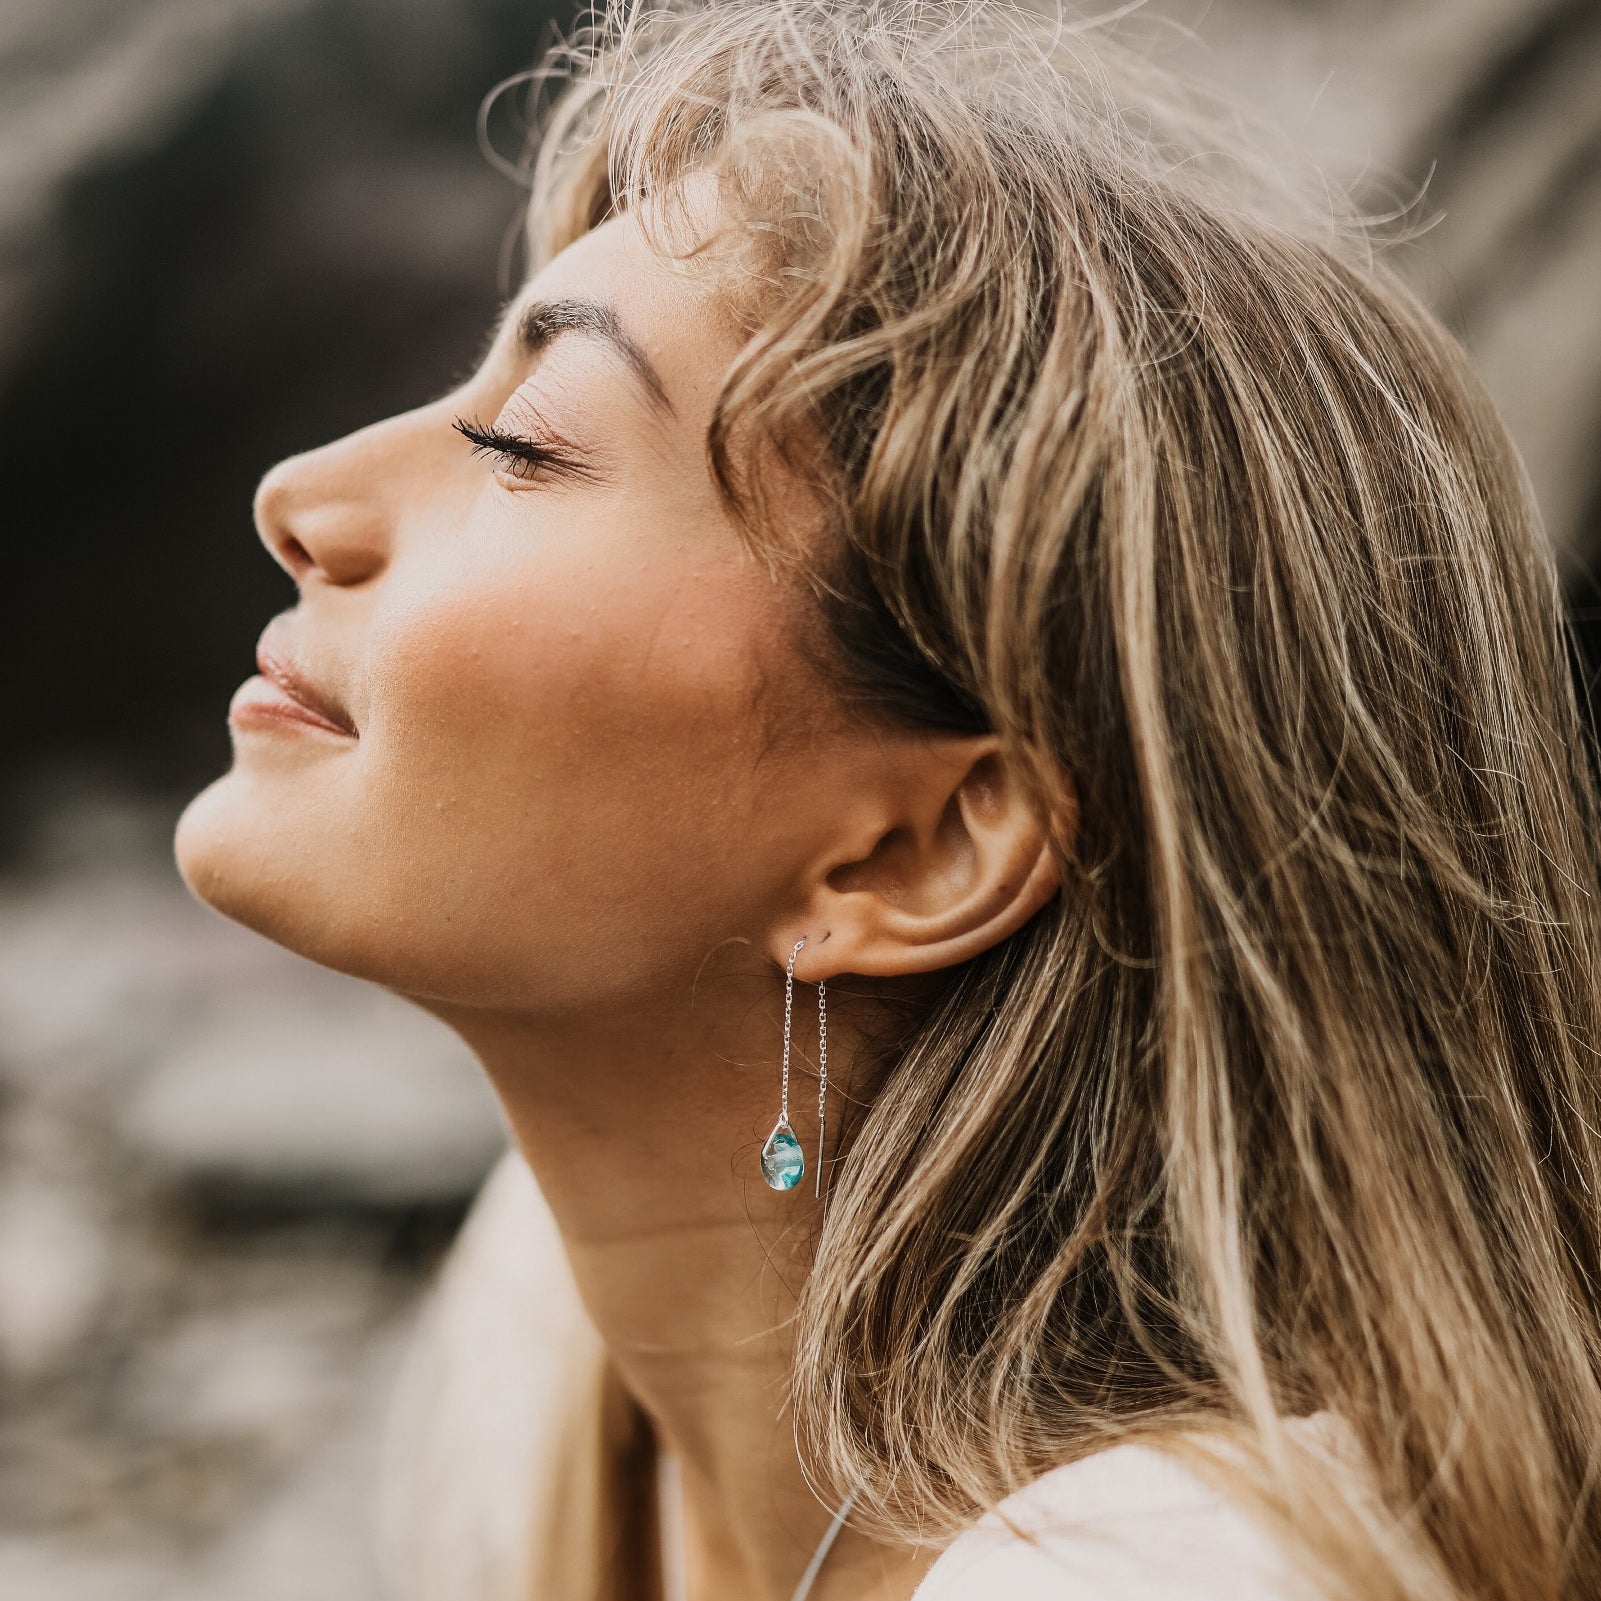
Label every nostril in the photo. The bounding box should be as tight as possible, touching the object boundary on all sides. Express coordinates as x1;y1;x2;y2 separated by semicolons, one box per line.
253;453;389;588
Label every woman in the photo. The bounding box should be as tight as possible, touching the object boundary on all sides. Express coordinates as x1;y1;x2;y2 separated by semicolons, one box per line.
174;1;1601;1597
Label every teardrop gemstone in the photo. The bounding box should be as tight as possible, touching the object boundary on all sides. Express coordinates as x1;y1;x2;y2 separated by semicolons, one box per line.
760;1120;805;1190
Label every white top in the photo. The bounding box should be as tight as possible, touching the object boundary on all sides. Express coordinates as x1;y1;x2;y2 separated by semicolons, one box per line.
912;1417;1341;1601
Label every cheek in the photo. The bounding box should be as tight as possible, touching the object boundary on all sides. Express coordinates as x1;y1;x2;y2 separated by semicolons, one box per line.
353;511;792;1006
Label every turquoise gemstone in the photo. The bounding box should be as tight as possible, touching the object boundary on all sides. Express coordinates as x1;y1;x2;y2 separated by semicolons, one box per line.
761;1121;805;1190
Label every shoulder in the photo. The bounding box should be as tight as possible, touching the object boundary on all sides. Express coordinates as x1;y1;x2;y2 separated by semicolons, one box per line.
912;1417;1346;1601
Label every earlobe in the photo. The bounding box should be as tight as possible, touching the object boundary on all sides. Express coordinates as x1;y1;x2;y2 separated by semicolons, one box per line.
780;736;1069;982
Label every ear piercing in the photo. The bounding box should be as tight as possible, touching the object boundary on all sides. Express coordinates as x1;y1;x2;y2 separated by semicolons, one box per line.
761;936;830;1196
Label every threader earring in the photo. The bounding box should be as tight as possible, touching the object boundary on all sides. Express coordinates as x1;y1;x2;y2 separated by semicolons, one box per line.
761;936;830;1195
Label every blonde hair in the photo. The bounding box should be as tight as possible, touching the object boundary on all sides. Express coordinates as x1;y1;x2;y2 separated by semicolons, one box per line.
384;3;1601;1597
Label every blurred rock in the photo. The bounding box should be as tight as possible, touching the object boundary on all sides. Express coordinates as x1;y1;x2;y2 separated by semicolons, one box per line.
0;1538;179;1601
157;1323;415;1601
119;986;507;1206
0;1179;113;1382
0;865;251;1095
117;1264;387;1451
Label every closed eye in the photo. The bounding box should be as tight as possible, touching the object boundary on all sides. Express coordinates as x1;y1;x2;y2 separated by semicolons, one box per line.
452;414;584;485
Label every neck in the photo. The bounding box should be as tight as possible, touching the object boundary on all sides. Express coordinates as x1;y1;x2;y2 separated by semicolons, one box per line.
430;969;933;1601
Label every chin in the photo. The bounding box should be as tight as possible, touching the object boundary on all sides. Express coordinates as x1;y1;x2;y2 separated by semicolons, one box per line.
173;763;506;1014
174;765;370;979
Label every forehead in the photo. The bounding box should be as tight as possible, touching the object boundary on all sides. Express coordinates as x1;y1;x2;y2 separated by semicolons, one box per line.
516;183;749;420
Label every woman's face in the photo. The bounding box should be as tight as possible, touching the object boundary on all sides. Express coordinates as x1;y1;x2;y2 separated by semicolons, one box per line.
176;183;847;1020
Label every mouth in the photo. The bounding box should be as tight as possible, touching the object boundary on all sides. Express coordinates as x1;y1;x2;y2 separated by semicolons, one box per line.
229;622;359;739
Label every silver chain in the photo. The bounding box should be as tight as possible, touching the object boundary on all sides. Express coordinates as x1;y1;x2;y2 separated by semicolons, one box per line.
662;1450;858;1601
814;977;828;1198
789;1482;856;1601
781;936;804;1125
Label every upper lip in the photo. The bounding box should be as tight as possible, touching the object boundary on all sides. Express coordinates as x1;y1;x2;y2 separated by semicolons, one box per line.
255;620;358;736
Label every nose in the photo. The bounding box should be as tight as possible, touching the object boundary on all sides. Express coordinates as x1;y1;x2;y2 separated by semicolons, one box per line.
253;416;405;589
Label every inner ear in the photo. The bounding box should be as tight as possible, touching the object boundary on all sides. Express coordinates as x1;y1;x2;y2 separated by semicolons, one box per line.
823;783;981;915
824;824;914;900
961;751;1008;824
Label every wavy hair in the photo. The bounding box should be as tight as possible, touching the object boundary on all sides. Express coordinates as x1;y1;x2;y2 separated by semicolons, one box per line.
384;4;1601;1597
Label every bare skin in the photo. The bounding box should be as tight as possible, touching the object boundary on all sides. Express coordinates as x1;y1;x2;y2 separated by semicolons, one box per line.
175;173;1062;1601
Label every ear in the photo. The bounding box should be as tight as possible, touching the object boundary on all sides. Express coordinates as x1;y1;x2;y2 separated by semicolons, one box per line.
775;734;1069;981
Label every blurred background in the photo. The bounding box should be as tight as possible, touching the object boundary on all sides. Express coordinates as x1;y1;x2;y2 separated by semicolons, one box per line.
1;1;1598;1596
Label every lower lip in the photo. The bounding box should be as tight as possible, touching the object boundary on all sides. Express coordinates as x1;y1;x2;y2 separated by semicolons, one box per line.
229;675;355;738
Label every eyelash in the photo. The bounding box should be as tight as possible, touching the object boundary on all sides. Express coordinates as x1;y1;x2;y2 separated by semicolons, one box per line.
452;414;577;485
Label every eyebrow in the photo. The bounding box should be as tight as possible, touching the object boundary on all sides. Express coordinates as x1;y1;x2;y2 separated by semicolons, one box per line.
513;296;676;420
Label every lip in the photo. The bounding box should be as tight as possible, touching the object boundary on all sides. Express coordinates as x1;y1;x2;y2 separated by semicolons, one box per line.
230;623;358;739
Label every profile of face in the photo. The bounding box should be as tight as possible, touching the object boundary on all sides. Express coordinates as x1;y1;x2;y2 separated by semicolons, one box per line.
175;173;1060;1040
